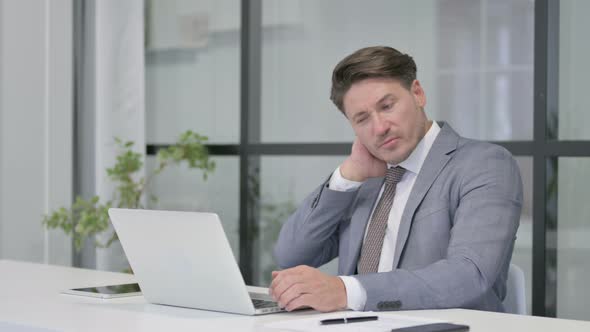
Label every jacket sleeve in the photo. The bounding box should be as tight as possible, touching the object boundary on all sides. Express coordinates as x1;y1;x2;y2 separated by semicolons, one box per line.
354;147;523;311
273;177;358;269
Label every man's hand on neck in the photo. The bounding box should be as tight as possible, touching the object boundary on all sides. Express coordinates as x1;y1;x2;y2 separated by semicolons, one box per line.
340;138;387;182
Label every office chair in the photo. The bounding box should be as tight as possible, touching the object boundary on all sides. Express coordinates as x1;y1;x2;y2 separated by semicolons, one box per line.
503;264;527;315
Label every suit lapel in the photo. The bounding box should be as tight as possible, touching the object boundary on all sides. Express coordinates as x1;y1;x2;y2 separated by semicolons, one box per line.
344;176;383;275
392;123;459;268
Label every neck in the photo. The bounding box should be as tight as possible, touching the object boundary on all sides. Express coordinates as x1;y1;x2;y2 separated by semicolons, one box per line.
424;120;433;133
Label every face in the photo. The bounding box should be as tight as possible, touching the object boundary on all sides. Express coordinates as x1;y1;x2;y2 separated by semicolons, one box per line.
342;77;430;164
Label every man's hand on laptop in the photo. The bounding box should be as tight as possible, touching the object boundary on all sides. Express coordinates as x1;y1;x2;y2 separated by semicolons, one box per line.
269;265;347;312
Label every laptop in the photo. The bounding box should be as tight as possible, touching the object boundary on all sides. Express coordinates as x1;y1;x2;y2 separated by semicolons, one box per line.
108;208;284;315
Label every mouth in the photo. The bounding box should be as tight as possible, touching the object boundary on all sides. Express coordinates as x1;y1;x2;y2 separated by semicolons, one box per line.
379;137;399;148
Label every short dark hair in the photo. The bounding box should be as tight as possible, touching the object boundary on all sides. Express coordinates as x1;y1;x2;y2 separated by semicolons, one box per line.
330;46;417;113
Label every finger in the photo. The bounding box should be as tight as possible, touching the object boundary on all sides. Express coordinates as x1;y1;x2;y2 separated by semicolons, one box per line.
270;266;310;300
269;270;285;298
270;267;302;300
269;269;288;293
270;268;291;289
272;273;302;303
277;282;308;308
285;293;312;312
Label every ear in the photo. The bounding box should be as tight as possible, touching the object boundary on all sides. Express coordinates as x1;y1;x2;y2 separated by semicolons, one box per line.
411;80;427;109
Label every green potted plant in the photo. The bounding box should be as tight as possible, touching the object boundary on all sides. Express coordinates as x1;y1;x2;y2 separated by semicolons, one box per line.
43;130;215;253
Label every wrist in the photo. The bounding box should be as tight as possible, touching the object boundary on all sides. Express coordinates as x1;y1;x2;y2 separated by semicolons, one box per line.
339;276;367;311
340;160;367;182
334;276;348;310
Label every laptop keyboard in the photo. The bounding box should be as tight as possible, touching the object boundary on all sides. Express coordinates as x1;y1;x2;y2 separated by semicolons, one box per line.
252;298;279;309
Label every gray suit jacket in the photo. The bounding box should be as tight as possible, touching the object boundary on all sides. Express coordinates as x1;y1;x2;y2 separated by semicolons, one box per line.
274;123;523;312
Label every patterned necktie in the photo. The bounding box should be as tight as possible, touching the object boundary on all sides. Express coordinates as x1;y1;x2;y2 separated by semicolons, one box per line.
357;166;406;274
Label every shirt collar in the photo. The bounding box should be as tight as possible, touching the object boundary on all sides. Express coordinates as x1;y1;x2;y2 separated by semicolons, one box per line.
387;121;441;175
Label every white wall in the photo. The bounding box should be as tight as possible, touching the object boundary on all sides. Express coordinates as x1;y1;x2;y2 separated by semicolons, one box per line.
145;0;437;145
556;0;590;319
559;0;590;140
91;0;145;272
0;0;72;265
260;0;437;143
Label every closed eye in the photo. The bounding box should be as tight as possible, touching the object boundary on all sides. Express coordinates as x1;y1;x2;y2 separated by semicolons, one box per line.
356;115;368;124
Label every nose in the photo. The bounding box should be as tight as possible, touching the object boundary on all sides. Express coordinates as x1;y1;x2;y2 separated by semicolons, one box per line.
372;113;389;136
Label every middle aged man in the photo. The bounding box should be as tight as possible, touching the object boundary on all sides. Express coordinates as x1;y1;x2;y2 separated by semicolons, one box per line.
269;46;523;313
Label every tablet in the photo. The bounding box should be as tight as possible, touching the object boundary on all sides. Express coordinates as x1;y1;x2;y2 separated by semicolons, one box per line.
61;283;142;299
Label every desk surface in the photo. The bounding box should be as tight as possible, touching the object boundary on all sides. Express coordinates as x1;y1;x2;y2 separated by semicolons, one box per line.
1;260;588;332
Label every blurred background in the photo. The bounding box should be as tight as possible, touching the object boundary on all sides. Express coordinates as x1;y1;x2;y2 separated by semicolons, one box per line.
0;0;588;320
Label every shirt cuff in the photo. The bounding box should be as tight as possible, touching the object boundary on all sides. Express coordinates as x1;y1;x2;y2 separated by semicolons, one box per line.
339;276;367;311
328;166;363;192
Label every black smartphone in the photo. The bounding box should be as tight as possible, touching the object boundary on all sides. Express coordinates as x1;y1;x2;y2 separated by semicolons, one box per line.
391;322;469;332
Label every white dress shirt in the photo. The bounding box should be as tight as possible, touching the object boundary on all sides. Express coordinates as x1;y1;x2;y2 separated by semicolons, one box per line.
329;122;441;310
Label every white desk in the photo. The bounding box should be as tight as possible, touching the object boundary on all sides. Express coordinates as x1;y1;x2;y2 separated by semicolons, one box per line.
1;260;589;331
